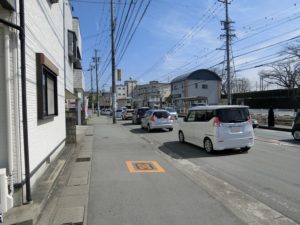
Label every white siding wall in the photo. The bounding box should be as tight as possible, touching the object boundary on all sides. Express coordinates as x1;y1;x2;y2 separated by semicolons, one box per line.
64;2;74;93
24;0;69;177
172;81;184;98
74;69;84;90
0;25;8;169
188;80;220;104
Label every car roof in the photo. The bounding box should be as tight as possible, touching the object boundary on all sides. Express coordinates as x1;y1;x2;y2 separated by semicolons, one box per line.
189;105;249;111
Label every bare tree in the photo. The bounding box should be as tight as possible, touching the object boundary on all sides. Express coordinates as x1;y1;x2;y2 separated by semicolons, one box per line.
258;60;300;88
211;67;251;93
232;78;251;93
211;67;228;95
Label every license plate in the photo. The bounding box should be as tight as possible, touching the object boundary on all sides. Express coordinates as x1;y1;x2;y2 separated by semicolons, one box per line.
231;126;240;133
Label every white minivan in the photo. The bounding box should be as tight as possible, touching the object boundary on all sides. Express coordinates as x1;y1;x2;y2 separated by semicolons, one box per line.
178;105;254;153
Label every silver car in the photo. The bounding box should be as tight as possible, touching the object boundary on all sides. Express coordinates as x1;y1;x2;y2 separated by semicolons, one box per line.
141;109;174;132
163;107;178;120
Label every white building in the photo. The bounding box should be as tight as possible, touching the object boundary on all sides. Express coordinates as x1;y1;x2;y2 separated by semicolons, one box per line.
171;69;221;112
133;81;171;108
0;0;84;211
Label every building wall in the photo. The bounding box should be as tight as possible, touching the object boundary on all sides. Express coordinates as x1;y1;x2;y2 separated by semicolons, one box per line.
64;1;74;93
116;85;126;100
0;25;8;169
187;80;220;105
23;0;69;179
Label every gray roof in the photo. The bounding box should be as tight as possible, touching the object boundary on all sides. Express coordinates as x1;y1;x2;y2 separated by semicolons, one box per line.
171;69;221;83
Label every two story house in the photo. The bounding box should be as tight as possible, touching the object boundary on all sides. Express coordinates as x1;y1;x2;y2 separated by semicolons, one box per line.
171;69;221;112
0;0;84;212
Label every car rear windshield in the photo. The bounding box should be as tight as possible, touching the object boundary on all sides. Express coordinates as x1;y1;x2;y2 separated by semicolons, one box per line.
217;108;249;123
116;109;122;112
153;111;169;118
165;108;176;112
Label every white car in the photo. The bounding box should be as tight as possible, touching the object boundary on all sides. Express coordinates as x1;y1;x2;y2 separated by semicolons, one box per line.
178;105;254;153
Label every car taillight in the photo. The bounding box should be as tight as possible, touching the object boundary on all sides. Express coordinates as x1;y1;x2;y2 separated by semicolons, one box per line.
247;115;252;125
213;117;220;127
168;115;174;121
150;116;156;122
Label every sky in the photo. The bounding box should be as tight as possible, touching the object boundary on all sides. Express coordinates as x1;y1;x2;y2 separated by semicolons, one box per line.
70;0;300;92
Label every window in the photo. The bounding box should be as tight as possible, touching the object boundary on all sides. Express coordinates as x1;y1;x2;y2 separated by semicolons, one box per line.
202;84;208;89
194;111;206;122
68;30;77;62
187;111;196;122
36;53;58;120
195;83;198;88
217;108;249;123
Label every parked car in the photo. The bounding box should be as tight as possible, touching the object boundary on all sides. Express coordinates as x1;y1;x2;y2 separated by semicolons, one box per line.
100;108;112;115
122;109;134;120
292;112;300;141
132;107;150;124
178;105;254;153
116;108;125;118
163;107;178;120
141;109;174;132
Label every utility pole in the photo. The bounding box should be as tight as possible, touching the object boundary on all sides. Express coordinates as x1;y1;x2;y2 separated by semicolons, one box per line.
111;0;116;123
93;50;100;116
219;0;235;105
88;64;94;113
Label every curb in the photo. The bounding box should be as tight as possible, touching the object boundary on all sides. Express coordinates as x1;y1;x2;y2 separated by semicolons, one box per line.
257;125;292;132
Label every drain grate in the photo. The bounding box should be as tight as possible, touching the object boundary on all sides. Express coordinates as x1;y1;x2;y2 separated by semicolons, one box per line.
85;134;93;136
76;157;91;162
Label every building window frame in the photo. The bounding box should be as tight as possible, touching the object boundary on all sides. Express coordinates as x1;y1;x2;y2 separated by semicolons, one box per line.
36;53;59;120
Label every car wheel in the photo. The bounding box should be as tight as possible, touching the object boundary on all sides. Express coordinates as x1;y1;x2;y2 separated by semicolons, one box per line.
204;138;214;153
169;128;173;132
293;130;300;141
147;124;151;132
178;131;185;143
241;147;250;153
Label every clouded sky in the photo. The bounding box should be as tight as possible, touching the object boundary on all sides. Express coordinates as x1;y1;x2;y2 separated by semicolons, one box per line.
71;0;300;91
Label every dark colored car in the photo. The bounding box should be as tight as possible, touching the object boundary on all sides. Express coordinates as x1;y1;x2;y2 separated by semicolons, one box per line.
132;107;150;124
292;112;300;141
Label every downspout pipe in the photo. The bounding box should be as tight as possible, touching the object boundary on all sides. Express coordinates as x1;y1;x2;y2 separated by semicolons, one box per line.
19;0;32;203
4;26;14;194
0;0;32;203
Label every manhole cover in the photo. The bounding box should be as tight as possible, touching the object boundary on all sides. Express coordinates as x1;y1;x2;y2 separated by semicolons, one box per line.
126;161;165;173
76;157;91;162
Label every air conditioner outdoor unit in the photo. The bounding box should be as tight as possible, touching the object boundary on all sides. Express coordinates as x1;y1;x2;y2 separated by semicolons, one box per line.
0;169;13;214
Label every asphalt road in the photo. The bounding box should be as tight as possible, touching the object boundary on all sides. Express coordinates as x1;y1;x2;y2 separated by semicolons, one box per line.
87;116;300;225
118;118;300;224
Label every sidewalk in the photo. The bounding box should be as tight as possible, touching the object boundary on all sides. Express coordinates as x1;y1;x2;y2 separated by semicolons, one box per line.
258;124;292;132
3;125;92;225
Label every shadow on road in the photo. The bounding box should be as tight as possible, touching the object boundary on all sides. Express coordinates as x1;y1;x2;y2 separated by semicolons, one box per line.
279;139;300;146
159;141;246;159
129;127;172;134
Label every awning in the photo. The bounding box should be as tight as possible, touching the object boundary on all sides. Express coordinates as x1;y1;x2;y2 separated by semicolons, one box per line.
65;90;77;100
